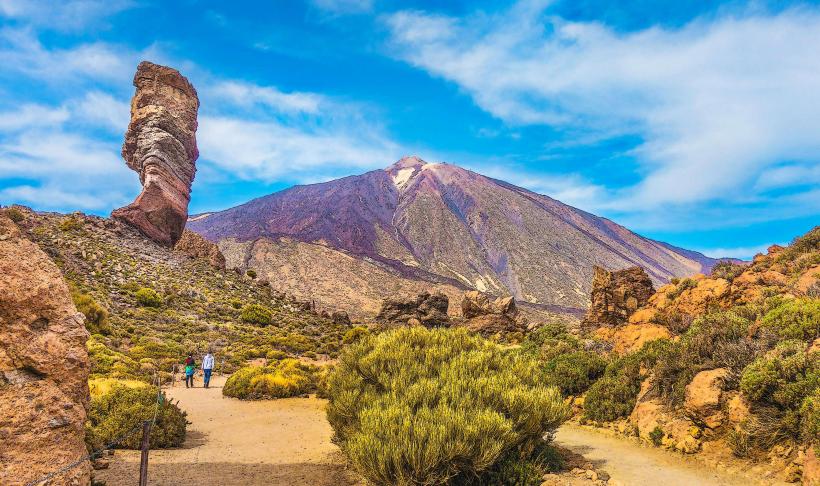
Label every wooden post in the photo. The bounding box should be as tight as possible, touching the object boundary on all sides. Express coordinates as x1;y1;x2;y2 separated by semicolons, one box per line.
138;420;151;486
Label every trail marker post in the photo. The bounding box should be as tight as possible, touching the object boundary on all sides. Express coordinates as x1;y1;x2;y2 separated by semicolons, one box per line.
138;420;151;486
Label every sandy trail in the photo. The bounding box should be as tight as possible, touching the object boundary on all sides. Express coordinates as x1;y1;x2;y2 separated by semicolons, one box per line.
95;375;359;486
555;424;787;486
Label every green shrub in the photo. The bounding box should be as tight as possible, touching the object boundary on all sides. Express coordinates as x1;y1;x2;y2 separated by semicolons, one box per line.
649;426;664;446
761;298;820;342
584;339;673;422
229;298;243;309
326;327;569;486
58;216;83;232
667;278;698;300
544;351;607;396
801;389;819;442
85;383;186;450
584;374;641;422
4;207;24;223
740;341;819;444
652;310;755;404
223;359;316;399
710;261;746;282
135;287;163;307
342;325;370;344
240;304;273;326
73;291;110;335
246;269;257;279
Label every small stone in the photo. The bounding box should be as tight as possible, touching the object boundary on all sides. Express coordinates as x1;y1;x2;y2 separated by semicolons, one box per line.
92;458;110;470
586;470;598;481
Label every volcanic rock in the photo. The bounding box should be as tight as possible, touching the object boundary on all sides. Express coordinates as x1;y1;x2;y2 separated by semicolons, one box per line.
684;368;729;429
459;290;524;335
582;266;654;330
112;61;199;247
0;214;91;485
376;291;450;328
174;229;225;269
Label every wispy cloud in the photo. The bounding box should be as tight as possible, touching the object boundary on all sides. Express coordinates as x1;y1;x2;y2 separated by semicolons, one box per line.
0;0;134;31
208;81;325;115
385;3;820;219
310;0;373;15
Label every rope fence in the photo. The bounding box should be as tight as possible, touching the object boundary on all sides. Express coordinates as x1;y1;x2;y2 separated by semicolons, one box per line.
25;373;165;486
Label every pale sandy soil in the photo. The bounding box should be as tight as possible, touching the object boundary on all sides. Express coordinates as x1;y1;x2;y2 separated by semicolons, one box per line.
555;424;789;486
94;375;360;486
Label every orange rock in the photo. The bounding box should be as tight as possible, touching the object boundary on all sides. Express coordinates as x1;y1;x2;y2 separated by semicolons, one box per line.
684;368;729;428
0;215;91;485
612;323;671;354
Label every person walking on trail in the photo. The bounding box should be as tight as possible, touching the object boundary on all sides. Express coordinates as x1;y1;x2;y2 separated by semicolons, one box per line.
184;353;196;388
202;350;215;389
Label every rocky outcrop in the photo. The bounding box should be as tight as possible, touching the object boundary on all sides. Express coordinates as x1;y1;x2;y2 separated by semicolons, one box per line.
582;266;654;330
174;229;225;269
459;290;524;335
112;61;199;247
0;215;91;485
684;368;729;429
331;311;352;326
375;291;450;328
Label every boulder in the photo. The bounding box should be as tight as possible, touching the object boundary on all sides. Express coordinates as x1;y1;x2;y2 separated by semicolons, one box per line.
684;368;729;429
0;215;91;485
112;61;200;247
582;266;654;330
174;229;225;269
376;291;450;328
460;290;524;335
331;311;352;326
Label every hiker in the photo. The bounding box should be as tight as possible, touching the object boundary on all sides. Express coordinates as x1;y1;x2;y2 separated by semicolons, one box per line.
202;350;215;389
184;353;196;388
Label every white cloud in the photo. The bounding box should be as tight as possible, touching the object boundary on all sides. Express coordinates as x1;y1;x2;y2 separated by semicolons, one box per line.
385;5;820;212
0;104;69;131
0;0;133;31
208;81;324;114
72;91;130;132
695;243;778;260
0;129;133;211
198;115;399;182
0;29;136;84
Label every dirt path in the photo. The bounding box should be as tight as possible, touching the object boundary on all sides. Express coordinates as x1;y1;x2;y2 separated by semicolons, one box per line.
554;424;787;486
95;375;360;486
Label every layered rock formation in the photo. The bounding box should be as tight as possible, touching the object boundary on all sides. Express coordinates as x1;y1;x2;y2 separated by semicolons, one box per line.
581;266;654;331
0;214;91;485
460;290;525;335
375;291;450;328
174;229;225;269
112;61;199;247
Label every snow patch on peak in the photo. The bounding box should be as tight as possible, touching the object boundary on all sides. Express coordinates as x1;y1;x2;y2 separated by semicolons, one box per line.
392;167;416;188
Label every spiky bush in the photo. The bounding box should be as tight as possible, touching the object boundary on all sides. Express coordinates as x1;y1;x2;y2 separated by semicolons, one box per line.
544;350;607;396
85;382;186;450
135;287;163;307
72;291;110;335
326;327;569;486
223;359;316;399
710;260;746;282
761;298;820;342
739;340;819;444
240;303;273;326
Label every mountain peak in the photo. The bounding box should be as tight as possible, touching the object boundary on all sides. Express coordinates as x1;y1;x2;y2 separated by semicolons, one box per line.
387;155;427;171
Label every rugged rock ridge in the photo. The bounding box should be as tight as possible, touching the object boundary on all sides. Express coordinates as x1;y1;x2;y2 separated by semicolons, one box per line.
174;229;225;269
0;214;90;485
112;61;199;247
581;266;655;331
460;290;525;335
375;291;450;328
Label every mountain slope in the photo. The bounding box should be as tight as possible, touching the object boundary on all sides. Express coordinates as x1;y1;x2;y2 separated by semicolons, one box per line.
189;156;719;315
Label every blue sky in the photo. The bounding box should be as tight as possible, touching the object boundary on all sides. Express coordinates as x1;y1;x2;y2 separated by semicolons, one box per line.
1;0;819;259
